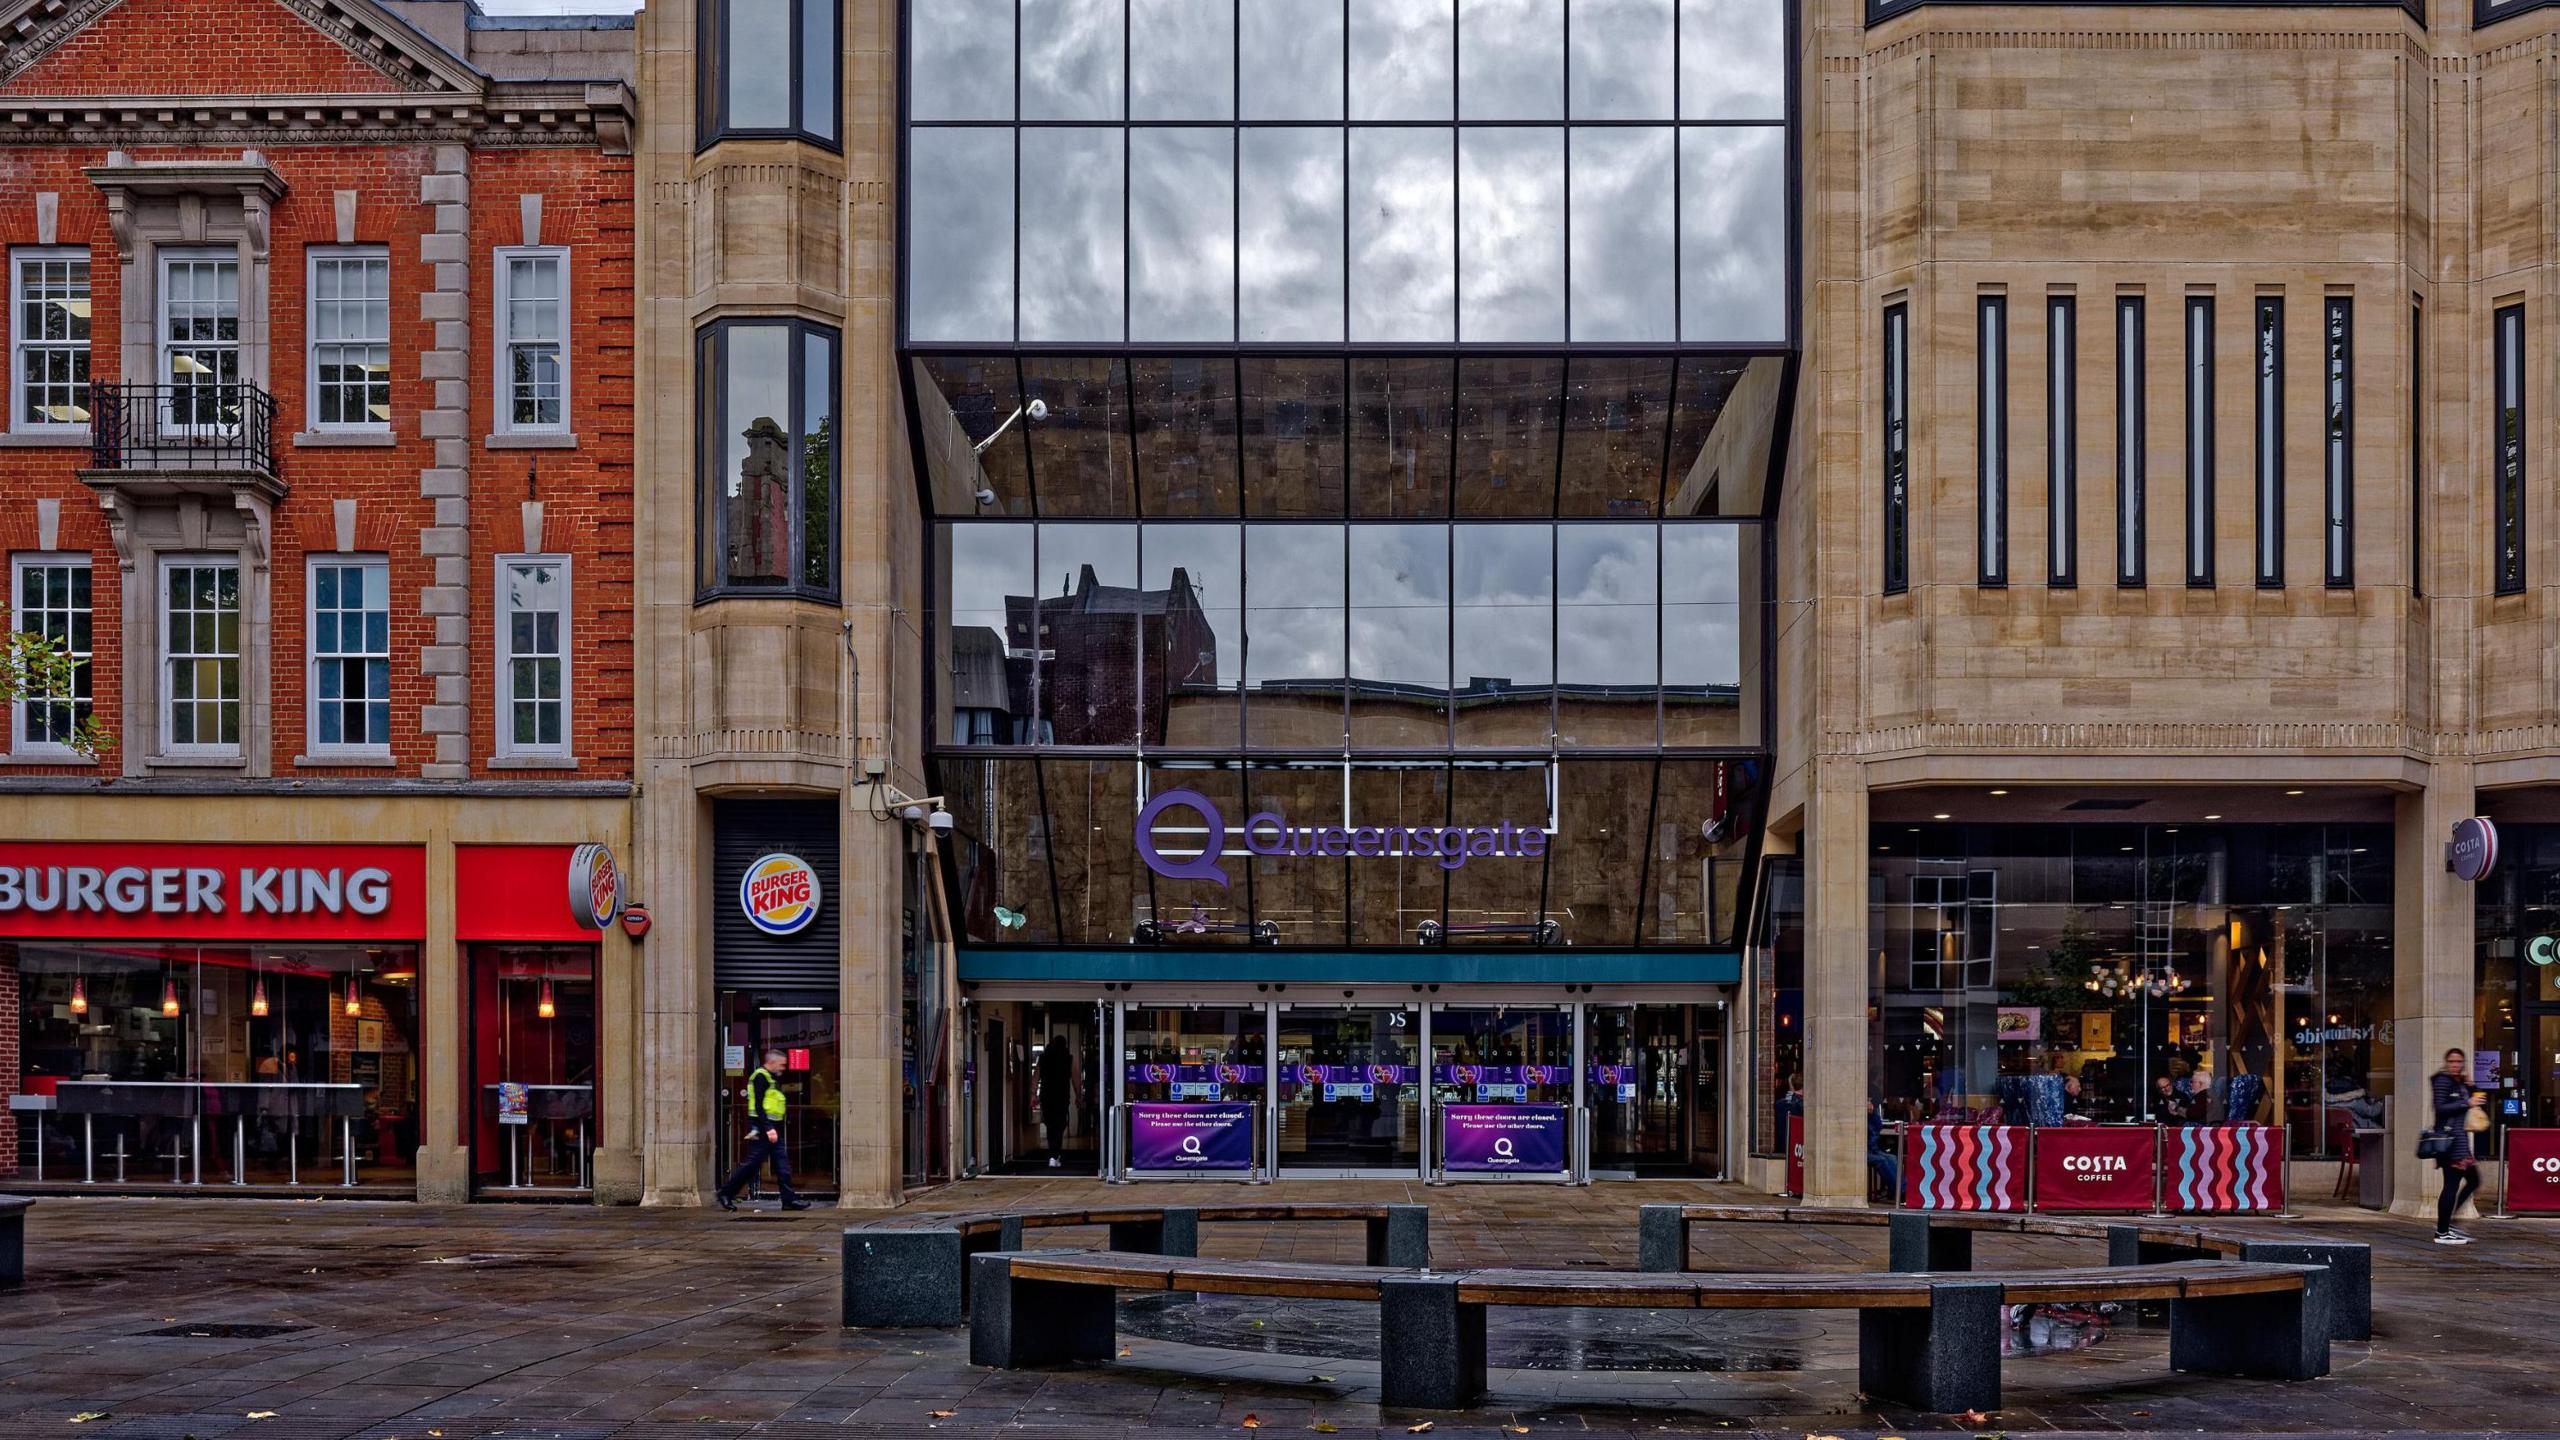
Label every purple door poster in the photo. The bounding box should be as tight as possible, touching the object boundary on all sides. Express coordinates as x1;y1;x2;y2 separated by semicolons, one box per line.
1128;1102;1255;1171
1440;1103;1566;1172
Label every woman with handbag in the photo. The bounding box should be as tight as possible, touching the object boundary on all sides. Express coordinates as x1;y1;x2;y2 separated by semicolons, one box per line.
2427;1048;2482;1245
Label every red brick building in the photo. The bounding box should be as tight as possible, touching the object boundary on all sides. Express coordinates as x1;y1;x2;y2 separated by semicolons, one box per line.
0;0;640;1203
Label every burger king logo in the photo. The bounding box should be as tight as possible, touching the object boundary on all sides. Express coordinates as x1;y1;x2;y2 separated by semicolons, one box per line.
740;853;821;937
566;843;621;930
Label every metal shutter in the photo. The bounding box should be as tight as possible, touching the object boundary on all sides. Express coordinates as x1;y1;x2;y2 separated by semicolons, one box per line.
712;798;840;990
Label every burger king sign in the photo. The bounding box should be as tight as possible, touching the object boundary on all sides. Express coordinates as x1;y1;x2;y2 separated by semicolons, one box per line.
740;853;822;937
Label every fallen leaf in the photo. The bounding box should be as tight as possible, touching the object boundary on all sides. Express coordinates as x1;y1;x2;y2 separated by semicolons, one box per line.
1242;1418;1263;1431
69;1415;110;1426
247;1413;278;1421
1408;1425;1436;1435
1956;1412;1989;1427
1806;1434;1844;1440
928;1411;956;1419
1311;1424;1340;1435
1118;1347;1133;1358
1309;1374;1335;1383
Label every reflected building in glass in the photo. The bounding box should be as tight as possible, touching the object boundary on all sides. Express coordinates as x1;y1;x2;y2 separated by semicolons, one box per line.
905;0;1793;1180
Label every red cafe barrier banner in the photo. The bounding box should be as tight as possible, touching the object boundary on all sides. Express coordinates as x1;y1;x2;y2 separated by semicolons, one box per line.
1902;1123;2030;1212
2506;1128;2560;1215
1784;1113;1804;1197
2029;1125;2159;1211
2166;1123;2286;1213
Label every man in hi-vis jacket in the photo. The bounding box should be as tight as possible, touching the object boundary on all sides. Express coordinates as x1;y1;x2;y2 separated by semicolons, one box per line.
717;1047;810;1211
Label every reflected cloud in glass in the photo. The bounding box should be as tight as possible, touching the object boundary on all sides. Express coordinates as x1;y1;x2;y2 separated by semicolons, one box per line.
1349;127;1456;342
1132;0;1235;119
1458;0;1561;120
1349;0;1454;120
1019;128;1125;342
1131;128;1238;341
1459;127;1564;342
1680;0;1785;120
1242;128;1347;343
909;0;1013;121
1570;0;1675;119
1022;0;1121;120
1570;128;1676;343
908;128;1013;342
1246;524;1348;748
1243;0;1346;120
1680;125;1786;343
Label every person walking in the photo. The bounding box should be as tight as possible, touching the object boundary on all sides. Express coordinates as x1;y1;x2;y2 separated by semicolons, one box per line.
2429;1047;2480;1245
717;1048;809;1212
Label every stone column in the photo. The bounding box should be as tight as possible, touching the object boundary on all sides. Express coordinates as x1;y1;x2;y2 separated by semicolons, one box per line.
1802;754;1872;1206
415;825;468;1202
2390;768;2477;1217
417;145;473;781
839;802;907;1208
639;785;710;1205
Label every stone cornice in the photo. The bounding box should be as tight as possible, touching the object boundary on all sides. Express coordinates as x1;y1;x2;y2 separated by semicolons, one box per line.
0;81;633;151
1826;721;2560;766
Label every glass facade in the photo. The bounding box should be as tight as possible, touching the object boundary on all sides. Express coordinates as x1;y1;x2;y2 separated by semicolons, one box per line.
2472;825;2560;1141
1868;823;2393;1158
906;0;1788;346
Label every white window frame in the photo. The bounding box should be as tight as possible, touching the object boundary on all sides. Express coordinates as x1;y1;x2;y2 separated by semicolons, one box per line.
495;551;573;760
10;248;92;436
306;246;391;433
10;551;92;758
158;249;242;436
304;554;391;758
494;246;571;434
159;552;243;758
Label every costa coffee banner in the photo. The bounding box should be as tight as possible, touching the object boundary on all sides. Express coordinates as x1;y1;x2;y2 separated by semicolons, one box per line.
1903;1123;2030;1212
0;842;424;940
2505;1128;2560;1215
2167;1123;2285;1213
2030;1126;2159;1211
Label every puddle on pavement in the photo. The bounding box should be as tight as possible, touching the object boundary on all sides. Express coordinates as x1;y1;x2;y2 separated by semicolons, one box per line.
2003;1301;2119;1356
1119;1294;1811;1372
137;1322;311;1339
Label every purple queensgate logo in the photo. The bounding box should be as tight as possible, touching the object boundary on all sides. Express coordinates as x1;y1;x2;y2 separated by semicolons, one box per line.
1134;786;1547;888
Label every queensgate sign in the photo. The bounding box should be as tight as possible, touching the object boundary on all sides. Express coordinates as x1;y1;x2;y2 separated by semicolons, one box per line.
1134;787;1546;887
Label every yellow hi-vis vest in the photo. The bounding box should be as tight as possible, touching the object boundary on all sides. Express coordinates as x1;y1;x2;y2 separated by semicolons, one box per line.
748;1067;787;1122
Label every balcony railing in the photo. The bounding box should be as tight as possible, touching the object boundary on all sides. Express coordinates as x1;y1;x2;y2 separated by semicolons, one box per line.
88;381;277;477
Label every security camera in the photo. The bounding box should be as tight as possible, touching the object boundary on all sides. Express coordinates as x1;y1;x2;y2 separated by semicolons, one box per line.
928;808;955;833
974;487;997;507
900;804;924;823
1026;399;1049;421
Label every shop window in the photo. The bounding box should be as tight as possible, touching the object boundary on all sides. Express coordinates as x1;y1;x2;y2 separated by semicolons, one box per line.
2185;295;2215;587
1750;855;1804;1158
306;557;390;756
2323;296;2353;588
11;248;90;434
468;946;596;1191
2115;296;2145;587
307;248;390;432
1882;301;1908;594
497;554;570;760
162;556;242;755
9;943;421;1185
1977;295;2007;587
2254;296;2285;587
696;319;838;599
10;553;91;756
496;248;569;433
697;0;838;148
2046;295;2077;587
2495;302;2525;596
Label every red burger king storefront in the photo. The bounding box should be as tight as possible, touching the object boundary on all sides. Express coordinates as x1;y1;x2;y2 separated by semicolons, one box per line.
1;794;637;1203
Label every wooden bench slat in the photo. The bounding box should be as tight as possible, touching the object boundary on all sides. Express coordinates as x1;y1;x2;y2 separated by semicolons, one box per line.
1009;1254;1178;1289
1456;1271;1709;1307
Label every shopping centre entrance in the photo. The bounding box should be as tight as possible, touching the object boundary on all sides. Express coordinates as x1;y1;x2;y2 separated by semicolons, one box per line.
961;990;1729;1182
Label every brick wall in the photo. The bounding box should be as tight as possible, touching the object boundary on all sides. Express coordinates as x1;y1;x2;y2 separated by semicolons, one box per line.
0;0;406;96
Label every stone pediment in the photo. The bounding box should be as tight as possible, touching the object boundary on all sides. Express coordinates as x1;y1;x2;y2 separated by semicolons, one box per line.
0;0;487;98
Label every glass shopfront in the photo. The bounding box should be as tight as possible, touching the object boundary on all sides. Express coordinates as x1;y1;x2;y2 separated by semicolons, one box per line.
2473;824;2560;1143
1869;823;2393;1158
469;946;597;1193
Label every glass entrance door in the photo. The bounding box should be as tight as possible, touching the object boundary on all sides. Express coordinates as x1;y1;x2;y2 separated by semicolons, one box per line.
1583;1003;1725;1177
1122;1005;1266;1175
715;991;841;1198
1430;1006;1571;1177
1276;1006;1420;1172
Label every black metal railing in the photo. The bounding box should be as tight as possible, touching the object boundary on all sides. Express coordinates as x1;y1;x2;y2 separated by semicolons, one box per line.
88;381;277;476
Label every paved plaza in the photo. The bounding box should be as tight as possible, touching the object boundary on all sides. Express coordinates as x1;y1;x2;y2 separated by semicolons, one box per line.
0;1181;2553;1439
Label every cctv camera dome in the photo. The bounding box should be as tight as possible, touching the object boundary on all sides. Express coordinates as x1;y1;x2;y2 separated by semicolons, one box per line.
901;804;924;822
928;809;956;831
1026;398;1049;420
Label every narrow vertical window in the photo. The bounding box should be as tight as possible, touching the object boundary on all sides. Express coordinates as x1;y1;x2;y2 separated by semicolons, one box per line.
308;557;390;755
11;249;91;434
697;318;840;598
699;0;839;147
2409;299;2423;596
2047;295;2077;587
11;554;91;754
1977;296;2007;586
162;557;242;754
2186;296;2215;587
2254;297;2285;587
2322;297;2352;588
499;554;571;759
1883;302;1909;595
496;248;570;433
307;249;390;431
2495;302;2525;595
2116;295;2145;586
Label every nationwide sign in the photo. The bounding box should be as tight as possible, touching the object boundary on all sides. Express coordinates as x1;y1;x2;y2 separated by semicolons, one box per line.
1135;786;1545;887
0;842;425;939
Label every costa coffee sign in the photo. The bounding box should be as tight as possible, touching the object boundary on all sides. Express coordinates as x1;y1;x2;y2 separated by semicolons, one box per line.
2509;1128;2560;1215
0;843;425;940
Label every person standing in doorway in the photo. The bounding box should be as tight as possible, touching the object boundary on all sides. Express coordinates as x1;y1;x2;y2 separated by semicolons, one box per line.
2430;1047;2481;1245
717;1048;809;1211
1038;1034;1074;1169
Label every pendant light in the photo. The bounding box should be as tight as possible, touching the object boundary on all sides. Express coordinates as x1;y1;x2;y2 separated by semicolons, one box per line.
344;978;362;1017
537;978;557;1021
69;976;87;1016
161;977;181;1018
251;977;270;1018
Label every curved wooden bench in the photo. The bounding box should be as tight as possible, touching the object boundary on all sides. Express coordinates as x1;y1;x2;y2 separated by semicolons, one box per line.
1637;1203;2370;1342
843;1201;1428;1327
0;1195;29;1287
967;1248;2332;1412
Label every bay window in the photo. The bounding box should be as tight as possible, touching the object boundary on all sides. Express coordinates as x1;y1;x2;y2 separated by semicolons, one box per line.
697;319;839;598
